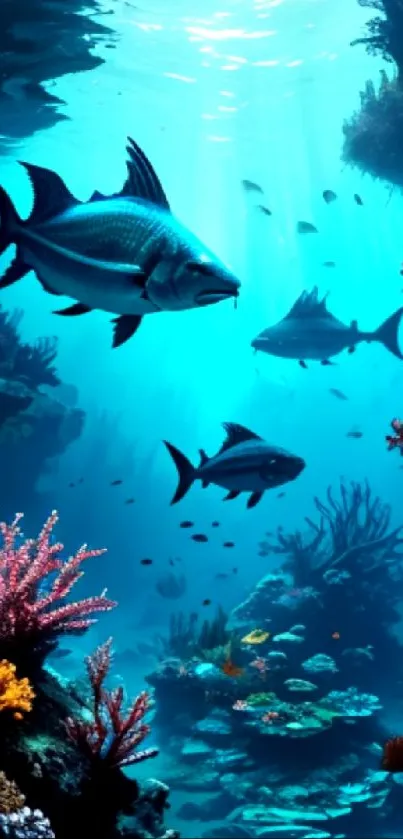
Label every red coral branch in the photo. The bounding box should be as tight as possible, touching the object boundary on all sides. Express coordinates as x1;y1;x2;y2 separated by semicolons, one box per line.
65;639;158;769
0;511;116;645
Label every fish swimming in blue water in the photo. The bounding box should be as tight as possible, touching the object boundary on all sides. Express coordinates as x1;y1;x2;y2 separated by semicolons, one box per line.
251;287;403;367
0;138;240;348
163;422;305;509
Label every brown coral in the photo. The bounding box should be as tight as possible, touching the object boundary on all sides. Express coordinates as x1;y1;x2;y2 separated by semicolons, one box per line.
0;771;25;815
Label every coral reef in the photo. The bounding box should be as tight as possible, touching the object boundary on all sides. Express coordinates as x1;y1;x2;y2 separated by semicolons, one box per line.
65;638;158;768
0;661;35;720
0;513;177;839
0;511;115;672
0;305;85;517
343;1;403;186
0;0;115;151
146;481;403;838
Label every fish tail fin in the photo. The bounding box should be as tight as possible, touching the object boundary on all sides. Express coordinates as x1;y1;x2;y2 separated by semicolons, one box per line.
372;307;403;360
0;186;20;255
163;441;196;504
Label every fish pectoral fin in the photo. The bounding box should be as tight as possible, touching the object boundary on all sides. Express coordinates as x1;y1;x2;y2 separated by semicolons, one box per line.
201;480;210;489
348;346;355;354
37;276;62;295
0;255;29;289
247;491;264;509
53;302;93;316
19;161;80;223
224;490;241;501
321;359;336;366
112;314;142;348
299;360;308;369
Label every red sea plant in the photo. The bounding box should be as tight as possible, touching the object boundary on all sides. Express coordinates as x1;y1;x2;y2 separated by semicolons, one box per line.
65;638;158;768
0;511;116;659
381;736;403;772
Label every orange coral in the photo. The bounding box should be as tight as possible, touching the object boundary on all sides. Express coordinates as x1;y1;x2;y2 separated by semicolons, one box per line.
0;659;34;719
0;771;25;814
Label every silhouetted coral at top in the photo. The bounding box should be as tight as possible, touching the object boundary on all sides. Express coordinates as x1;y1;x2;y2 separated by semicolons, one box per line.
343;1;403;187
0;0;116;149
352;0;403;67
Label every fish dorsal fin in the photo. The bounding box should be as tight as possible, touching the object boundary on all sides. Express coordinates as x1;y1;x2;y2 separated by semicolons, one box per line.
219;422;262;454
198;448;209;467
121;137;170;209
20;162;79;224
89;138;171;209
89;190;108;202
284;287;333;321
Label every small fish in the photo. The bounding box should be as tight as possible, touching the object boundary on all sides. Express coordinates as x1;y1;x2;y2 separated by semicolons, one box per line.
277;492;285;498
323;190;337;204
111;479;123;486
346;430;363;439
125;497;135;504
257;205;272;216
215;572;229;580
223;541;235;548
221;658;244;678
192;533;208;543
332;631;340;640
297;221;318;235
329;388;348;401
49;647;73;660
180;520;194;528
140;558;153;566
69;482;75;488
78;477;84;484
202;599;211;606
211;521;220;527
233;567;238;574
252;287;403;366
169;559;175;566
0;138;240;348
163;422;305;509
241;179;264;195
354;193;363;205
323;261;336;268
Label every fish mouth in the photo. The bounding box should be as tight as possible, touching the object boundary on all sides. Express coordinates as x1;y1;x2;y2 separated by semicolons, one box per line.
290;457;306;479
196;288;239;306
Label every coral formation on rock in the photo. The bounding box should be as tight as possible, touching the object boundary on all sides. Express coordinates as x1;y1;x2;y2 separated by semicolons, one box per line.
0;306;85;517
343;1;403;186
146;481;403;838
0;513;177;839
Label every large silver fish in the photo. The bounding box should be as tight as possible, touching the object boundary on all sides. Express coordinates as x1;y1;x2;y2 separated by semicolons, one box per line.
251;287;403;368
163;422;305;509
0;138;240;347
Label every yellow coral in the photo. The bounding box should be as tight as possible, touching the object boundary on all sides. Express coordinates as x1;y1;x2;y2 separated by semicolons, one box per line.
0;659;35;719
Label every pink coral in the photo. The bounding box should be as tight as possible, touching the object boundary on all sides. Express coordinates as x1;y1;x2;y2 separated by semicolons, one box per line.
65;638;158;769
0;511;116;646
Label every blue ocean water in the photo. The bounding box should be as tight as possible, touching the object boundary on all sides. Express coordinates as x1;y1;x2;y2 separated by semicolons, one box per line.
1;1;403;837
